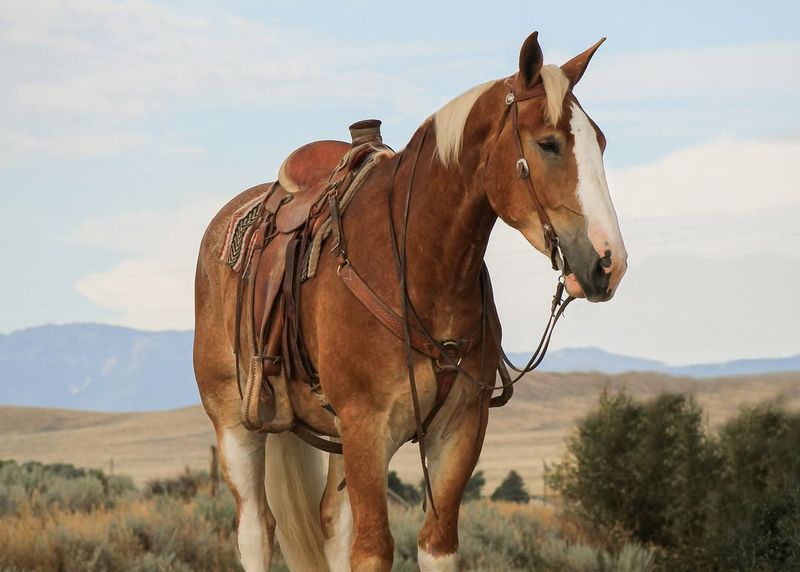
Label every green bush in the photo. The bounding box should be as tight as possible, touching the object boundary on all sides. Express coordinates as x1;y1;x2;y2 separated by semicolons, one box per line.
705;404;800;570
547;391;719;554
491;470;530;504
548;392;800;571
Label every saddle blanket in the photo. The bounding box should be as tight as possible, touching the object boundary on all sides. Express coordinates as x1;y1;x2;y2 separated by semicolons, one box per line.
217;193;265;273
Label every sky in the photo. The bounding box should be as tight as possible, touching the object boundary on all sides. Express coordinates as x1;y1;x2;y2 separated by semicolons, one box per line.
1;0;798;365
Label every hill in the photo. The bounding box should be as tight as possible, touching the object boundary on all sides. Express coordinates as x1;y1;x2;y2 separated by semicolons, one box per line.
3;371;800;495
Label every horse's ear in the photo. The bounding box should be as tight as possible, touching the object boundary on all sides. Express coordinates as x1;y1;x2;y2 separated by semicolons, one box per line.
518;31;544;89
561;37;606;87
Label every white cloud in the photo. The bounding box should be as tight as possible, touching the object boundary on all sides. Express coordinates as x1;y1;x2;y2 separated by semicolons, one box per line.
72;196;224;330
76;257;196;330
4;1;798;165
609;137;800;219
0;0;447;163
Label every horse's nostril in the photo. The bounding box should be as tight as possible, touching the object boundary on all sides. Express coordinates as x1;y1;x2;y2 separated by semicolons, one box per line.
592;257;611;291
599;249;612;269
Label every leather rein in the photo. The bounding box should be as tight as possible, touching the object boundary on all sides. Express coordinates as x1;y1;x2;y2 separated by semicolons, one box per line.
326;74;575;513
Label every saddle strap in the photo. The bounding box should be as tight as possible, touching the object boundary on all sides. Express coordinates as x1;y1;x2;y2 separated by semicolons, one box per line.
293;422;343;454
336;263;478;360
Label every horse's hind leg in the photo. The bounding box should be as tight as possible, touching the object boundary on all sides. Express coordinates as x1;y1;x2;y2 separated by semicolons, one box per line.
321;451;353;570
195;319;275;569
216;422;275;572
416;390;489;571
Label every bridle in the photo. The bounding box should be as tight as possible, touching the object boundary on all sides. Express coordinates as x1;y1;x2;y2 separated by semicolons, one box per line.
492;74;570;274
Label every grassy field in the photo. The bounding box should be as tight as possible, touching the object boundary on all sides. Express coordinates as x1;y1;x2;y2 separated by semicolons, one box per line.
2;371;800;495
0;460;654;571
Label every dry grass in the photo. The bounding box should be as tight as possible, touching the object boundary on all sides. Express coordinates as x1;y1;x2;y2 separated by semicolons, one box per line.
0;465;652;572
0;494;244;571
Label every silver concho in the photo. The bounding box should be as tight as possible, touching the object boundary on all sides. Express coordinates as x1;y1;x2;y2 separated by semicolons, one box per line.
516;158;530;179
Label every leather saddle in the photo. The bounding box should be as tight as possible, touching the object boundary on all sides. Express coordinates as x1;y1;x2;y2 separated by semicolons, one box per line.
278;140;350;195
236;120;387;434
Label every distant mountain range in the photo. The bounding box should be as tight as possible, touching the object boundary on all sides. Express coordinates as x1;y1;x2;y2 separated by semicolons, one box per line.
1;324;798;412
507;347;800;378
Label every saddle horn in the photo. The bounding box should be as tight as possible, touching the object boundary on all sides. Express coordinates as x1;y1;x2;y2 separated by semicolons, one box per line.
349;119;383;145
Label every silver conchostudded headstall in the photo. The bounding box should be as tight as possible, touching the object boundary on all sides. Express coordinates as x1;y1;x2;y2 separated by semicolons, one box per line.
501;76;567;275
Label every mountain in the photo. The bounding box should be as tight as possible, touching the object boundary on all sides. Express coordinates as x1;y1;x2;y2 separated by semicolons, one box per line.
0;324;195;412
510;346;666;374
1;324;798;412
511;347;800;378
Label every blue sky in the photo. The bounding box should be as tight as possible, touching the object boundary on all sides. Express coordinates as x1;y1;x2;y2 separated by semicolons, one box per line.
1;0;798;364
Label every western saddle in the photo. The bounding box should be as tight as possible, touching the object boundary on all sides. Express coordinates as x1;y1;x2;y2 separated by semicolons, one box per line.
233;120;392;438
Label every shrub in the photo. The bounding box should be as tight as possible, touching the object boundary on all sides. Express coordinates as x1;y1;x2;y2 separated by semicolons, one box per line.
0;459;135;516
547;390;719;556
463;470;486;502
548;392;800;570
491;470;530;504
704;404;800;570
145;468;208;500
388;470;422;504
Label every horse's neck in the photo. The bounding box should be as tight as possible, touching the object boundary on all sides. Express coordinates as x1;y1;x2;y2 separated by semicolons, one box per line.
384;123;496;333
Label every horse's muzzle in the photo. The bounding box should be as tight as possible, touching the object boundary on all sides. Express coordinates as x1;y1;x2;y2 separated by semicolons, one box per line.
563;242;626;302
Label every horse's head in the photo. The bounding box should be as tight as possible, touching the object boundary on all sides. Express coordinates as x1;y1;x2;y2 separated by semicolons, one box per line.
466;32;627;302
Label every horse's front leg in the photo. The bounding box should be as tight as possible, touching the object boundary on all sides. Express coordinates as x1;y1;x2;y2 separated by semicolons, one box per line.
417;386;489;571
337;408;396;572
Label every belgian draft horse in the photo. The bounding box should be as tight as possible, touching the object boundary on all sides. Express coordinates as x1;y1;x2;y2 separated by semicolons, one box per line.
194;32;627;571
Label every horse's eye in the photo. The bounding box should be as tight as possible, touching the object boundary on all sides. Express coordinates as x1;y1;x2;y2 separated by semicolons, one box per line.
537;138;560;155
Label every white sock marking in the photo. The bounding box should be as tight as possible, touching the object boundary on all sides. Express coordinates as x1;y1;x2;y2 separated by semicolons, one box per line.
324;491;353;571
222;429;271;572
418;546;458;572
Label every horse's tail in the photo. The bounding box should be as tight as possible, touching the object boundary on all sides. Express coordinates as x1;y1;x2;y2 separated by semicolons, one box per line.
265;432;329;571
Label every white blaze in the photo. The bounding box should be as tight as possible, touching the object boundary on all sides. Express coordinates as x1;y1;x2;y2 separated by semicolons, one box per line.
569;102;626;260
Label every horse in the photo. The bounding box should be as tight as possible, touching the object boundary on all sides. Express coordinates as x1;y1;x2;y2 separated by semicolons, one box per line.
193;31;627;572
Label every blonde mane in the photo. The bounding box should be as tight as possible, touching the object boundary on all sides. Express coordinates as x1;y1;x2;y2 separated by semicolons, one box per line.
433;64;570;166
433;81;495;167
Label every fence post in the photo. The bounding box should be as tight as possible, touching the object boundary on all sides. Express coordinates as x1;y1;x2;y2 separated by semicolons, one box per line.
542;459;548;501
210;445;219;498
